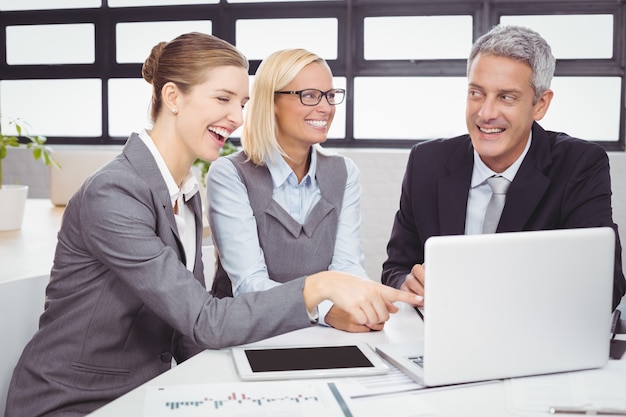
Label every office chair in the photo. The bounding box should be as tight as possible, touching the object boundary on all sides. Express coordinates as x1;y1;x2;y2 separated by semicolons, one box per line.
0;274;48;415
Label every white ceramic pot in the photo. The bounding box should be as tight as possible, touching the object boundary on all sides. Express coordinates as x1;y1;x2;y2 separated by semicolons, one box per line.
0;184;29;231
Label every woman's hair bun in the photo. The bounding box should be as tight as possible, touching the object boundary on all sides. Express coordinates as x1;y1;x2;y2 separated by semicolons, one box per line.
142;41;168;84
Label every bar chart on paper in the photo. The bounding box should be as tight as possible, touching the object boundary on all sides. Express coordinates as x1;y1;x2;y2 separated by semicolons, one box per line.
143;381;350;416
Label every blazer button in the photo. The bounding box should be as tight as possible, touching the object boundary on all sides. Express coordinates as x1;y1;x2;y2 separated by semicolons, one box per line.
160;352;173;363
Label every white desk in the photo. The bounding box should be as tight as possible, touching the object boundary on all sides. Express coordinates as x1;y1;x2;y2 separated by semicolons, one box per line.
0;199;64;282
87;305;626;417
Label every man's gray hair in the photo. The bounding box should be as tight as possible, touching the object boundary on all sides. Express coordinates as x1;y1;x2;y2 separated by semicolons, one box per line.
468;24;556;103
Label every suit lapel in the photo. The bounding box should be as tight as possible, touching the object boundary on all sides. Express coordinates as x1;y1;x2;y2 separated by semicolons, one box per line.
122;133;186;262
439;140;474;235
499;122;552;232
188;192;205;283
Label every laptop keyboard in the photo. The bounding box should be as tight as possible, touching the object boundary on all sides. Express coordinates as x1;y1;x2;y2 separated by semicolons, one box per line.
409;355;424;368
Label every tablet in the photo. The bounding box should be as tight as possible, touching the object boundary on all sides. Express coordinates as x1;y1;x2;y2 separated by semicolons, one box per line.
231;343;389;381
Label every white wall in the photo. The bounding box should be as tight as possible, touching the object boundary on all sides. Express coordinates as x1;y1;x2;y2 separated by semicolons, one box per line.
4;146;626;282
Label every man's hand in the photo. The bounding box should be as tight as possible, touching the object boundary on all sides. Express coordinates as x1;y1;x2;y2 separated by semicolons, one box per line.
400;264;425;306
324;305;386;333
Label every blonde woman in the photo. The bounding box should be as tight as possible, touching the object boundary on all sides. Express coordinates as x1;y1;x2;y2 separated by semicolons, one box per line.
208;49;381;333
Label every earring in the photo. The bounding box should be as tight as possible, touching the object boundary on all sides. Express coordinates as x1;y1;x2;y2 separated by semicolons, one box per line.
171;108;177;114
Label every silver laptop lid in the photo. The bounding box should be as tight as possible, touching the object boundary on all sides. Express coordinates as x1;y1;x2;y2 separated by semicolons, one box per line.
422;227;614;386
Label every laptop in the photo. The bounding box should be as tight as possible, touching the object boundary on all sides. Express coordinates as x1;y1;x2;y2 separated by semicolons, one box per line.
376;227;615;387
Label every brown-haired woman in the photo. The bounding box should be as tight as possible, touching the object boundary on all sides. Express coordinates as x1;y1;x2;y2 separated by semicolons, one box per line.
4;32;419;417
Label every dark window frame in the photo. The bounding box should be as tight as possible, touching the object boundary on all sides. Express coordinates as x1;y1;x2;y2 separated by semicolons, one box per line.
0;0;624;151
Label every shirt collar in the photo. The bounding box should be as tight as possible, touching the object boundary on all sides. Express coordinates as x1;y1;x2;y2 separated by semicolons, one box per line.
471;131;532;188
138;130;199;205
266;147;317;187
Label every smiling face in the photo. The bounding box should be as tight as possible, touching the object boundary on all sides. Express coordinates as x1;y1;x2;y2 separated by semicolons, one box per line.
466;54;553;173
274;61;336;153
174;65;249;164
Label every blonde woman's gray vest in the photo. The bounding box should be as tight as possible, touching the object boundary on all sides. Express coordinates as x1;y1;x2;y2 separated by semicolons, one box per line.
211;150;347;298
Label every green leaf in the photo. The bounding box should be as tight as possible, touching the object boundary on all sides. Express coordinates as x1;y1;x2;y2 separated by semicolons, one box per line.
0;115;61;179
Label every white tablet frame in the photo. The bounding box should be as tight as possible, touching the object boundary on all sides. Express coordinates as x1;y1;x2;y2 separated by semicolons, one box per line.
231;342;389;381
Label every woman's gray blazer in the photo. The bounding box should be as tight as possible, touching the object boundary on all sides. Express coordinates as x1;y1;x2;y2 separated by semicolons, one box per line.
4;133;312;417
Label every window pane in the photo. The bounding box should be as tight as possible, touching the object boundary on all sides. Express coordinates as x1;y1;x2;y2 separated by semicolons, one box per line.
236;18;337;60
354;77;467;140
0;0;100;11
109;0;217;6
0;80;102;136
541;77;620;141
116;21;212;63
108;79;153;137
6;24;94;65
500;15;613;59
364;16;473;60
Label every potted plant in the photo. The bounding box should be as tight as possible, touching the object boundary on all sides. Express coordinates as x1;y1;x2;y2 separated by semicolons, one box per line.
0;116;59;231
193;140;239;188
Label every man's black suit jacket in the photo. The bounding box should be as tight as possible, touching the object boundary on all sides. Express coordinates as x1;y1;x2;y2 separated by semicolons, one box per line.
382;122;626;310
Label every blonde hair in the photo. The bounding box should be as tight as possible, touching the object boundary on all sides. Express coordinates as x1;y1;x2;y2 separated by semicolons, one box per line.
142;32;248;122
241;48;327;166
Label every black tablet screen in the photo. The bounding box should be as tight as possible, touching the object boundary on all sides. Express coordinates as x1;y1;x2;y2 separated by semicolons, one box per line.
245;345;374;372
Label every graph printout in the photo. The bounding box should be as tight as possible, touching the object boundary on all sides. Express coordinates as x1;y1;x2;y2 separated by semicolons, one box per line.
143;381;350;417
